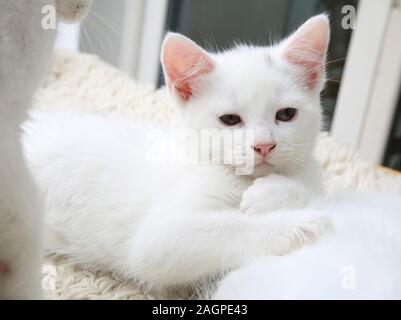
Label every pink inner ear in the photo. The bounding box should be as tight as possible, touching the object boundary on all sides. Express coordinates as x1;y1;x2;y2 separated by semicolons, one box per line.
283;16;330;90
285;45;322;89
162;35;214;101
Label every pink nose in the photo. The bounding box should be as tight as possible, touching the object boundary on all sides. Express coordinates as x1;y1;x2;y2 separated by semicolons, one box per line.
253;144;276;157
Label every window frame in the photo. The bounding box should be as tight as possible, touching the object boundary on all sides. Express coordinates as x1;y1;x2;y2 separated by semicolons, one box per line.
331;0;401;165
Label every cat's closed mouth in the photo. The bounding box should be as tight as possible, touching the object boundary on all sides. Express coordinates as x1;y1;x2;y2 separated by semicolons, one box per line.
255;161;274;168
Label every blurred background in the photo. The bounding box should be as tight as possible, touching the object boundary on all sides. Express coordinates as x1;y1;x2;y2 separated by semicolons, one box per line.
55;0;401;171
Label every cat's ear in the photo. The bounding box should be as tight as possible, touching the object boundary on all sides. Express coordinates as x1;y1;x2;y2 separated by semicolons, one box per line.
161;33;215;102
281;14;330;90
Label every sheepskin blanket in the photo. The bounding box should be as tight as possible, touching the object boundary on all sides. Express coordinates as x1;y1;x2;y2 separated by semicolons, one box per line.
35;50;401;300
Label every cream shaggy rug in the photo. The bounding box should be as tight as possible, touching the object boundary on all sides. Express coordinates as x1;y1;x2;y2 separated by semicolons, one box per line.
34;50;401;300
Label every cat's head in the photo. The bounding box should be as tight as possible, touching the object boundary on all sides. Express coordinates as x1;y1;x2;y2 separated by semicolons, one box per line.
161;15;330;177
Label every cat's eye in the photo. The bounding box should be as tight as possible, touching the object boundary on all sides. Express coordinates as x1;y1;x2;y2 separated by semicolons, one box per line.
219;114;242;126
276;108;297;122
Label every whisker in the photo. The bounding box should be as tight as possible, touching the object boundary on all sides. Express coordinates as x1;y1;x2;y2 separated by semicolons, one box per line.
325;57;346;66
81;23;97;56
326;78;341;83
85;15;110;62
89;11;122;39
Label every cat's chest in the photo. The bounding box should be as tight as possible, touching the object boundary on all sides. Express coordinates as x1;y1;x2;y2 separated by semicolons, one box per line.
175;166;252;211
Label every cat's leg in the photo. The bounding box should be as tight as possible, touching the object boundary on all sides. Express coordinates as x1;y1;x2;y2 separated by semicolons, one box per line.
125;207;332;288
0;130;43;299
0;0;92;299
0;210;43;299
0;0;57;299
240;174;315;214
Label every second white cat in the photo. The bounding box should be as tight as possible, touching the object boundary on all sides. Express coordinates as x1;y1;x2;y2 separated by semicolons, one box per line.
214;192;401;300
0;0;92;299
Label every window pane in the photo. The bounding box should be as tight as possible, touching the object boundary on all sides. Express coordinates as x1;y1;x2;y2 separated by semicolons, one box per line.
163;0;358;131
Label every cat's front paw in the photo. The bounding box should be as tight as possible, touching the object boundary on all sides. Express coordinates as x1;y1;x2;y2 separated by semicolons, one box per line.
269;211;333;256
241;175;311;215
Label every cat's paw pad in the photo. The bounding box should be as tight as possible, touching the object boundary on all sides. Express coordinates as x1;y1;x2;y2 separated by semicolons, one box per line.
291;215;332;245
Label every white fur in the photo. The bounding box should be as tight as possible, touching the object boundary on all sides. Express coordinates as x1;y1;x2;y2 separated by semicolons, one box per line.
23;15;332;291
214;192;401;300
0;0;91;299
0;0;56;299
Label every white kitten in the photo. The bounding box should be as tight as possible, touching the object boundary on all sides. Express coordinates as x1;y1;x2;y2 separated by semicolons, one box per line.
0;0;91;299
214;192;401;300
23;15;331;291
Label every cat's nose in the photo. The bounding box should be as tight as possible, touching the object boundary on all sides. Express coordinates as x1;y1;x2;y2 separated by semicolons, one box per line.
253;144;276;157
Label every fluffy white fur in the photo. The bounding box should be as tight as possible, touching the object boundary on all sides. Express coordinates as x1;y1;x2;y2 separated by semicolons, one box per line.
23;15;332;291
214;192;401;299
0;0;91;299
